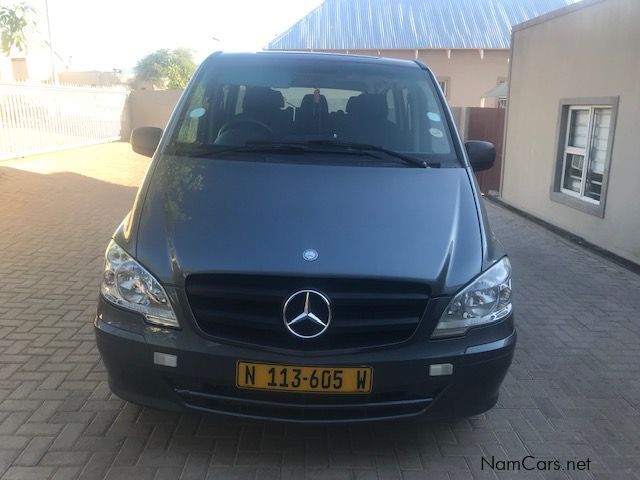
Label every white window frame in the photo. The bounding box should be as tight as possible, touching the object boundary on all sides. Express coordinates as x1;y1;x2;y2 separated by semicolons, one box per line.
559;105;607;205
551;97;619;218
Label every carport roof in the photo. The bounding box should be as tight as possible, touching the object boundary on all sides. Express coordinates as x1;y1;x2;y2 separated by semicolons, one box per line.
267;0;580;51
483;81;509;98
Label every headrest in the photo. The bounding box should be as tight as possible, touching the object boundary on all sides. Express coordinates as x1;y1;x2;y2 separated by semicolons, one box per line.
346;95;361;114
243;87;284;113
300;93;328;111
346;93;388;119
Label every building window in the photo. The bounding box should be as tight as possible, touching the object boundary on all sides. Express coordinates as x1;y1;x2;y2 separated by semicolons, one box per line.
437;78;449;99
561;107;611;203
496;78;507;108
551;97;618;217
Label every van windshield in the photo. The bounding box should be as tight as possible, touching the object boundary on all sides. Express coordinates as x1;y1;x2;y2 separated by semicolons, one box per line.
168;55;459;166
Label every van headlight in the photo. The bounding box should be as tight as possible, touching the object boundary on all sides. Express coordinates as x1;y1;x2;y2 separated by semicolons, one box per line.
432;257;512;338
100;240;179;328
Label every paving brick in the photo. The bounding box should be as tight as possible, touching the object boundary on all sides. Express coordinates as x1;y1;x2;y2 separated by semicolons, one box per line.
0;466;55;480
210;438;239;466
111;437;146;467
49;466;81;480
206;466;256;480
167;435;214;452
39;451;90;466
104;466;157;480
13;437;53;467
137;449;188;468
180;452;210;480
0;451;20;480
282;467;307;480
49;424;86;451
77;452;116;480
235;450;283;467
0;436;30;451
402;471;449;480
15;423;62;437
306;468;353;480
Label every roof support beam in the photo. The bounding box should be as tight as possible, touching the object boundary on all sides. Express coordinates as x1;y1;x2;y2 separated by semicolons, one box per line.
479;49;484;60
447;49;451;59
414;49;419;59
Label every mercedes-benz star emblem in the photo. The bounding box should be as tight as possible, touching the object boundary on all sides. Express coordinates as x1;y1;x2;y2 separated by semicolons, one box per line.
282;290;331;339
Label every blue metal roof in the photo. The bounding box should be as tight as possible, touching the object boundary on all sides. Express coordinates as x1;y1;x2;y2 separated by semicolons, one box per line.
267;0;579;50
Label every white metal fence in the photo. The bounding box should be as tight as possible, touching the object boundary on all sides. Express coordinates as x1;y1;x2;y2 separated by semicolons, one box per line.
0;83;129;161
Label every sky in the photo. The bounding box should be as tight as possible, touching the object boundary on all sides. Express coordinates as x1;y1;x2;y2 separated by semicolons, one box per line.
12;0;323;74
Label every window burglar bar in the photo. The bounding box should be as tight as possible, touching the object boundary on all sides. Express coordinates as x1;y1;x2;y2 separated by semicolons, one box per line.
560;105;612;204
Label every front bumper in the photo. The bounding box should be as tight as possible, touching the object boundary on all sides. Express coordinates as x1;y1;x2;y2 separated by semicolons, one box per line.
95;297;516;423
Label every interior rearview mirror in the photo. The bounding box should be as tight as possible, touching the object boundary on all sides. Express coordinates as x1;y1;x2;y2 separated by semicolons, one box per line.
131;127;163;157
465;140;496;172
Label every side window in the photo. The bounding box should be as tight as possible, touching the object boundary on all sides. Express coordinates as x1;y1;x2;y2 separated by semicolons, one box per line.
176;83;207;144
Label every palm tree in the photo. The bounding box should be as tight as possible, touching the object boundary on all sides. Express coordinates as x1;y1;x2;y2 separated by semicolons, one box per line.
0;2;36;57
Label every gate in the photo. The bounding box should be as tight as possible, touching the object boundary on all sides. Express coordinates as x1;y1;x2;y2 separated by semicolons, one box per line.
0;83;129;161
466;107;506;194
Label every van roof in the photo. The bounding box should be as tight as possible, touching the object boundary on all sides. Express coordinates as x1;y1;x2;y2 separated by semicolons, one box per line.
205;51;424;69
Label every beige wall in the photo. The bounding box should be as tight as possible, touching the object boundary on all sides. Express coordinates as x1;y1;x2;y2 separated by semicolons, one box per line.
314;48;509;107
11;58;29;82
129;89;183;131
502;0;640;264
58;71;123;87
419;49;508;108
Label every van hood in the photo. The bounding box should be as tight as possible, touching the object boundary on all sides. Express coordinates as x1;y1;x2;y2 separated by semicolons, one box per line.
134;156;482;296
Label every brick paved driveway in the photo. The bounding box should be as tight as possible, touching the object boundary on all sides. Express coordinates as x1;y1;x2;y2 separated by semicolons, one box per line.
1;143;639;480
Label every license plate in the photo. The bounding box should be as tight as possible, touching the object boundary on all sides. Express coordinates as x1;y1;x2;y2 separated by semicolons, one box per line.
236;361;373;393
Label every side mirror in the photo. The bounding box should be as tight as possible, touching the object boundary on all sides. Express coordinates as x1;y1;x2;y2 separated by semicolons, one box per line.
465;140;496;172
131;127;163;157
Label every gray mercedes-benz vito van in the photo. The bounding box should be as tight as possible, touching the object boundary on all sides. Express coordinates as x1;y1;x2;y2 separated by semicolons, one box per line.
95;51;515;422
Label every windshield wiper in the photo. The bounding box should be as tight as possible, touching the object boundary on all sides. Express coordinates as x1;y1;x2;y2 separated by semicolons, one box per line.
167;141;430;168
244;141;429;167
168;141;391;162
302;140;429;168
166;142;309;158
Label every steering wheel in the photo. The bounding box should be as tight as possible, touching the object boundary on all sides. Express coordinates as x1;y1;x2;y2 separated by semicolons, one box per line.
217;118;274;139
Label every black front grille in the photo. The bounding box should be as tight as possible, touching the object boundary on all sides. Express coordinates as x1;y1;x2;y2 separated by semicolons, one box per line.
185;274;430;350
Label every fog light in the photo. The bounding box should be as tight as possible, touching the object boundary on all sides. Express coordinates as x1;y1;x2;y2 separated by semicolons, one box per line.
154;352;177;368
429;363;453;376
